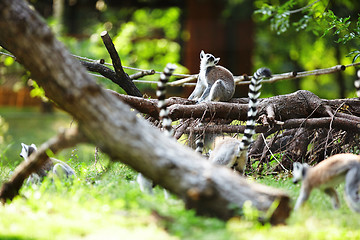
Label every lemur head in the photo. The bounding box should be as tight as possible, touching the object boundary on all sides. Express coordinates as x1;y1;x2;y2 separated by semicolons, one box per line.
20;143;37;161
200;50;220;70
292;162;310;184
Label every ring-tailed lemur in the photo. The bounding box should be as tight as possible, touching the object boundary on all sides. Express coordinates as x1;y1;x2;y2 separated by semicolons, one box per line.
354;70;360;98
209;67;271;174
137;63;176;197
188;50;235;103
189;50;235;155
19;143;76;184
293;153;360;213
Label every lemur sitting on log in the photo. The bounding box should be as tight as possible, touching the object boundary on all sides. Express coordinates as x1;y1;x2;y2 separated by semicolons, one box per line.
188;50;235;103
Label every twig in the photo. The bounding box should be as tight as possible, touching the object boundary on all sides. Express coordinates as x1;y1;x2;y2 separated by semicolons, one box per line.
261;133;288;173
130;69;156;80
324;102;345;158
167;75;198;86
288;0;320;14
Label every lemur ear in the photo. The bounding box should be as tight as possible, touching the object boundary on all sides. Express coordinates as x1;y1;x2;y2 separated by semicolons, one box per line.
30;143;37;151
293;162;301;170
214;57;220;65
200;50;205;59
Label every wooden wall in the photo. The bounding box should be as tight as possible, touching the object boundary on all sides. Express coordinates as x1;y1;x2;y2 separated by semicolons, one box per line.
0;87;41;107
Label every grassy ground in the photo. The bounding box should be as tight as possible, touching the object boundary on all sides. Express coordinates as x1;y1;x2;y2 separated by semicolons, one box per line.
0;107;360;240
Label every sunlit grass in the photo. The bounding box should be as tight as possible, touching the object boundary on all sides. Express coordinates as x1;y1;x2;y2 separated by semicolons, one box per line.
1;167;360;240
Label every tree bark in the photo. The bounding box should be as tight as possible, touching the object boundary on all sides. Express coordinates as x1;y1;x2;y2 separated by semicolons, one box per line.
0;0;290;224
111;89;360;124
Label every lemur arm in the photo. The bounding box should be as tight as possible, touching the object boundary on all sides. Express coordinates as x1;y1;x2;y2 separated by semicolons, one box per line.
188;76;206;100
294;184;311;210
197;84;212;103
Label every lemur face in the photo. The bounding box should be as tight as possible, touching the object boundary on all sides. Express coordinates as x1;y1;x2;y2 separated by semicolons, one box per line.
200;50;220;67
292;162;307;184
20;143;37;160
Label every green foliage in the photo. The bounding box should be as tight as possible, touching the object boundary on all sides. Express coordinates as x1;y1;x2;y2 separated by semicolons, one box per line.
323;10;360;45
253;0;360;99
58;7;186;92
29;80;48;102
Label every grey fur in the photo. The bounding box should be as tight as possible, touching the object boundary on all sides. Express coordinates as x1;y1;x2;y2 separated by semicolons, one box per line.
189;50;235;103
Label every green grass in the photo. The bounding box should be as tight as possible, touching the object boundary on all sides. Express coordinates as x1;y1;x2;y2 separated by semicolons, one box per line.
1;107;360;239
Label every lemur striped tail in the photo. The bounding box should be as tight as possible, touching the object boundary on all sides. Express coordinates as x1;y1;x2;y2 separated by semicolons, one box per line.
239;67;271;151
195;122;204;154
355;70;360;98
157;63;177;136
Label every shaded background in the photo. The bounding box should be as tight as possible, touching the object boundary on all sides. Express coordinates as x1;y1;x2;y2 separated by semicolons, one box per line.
1;0;360;107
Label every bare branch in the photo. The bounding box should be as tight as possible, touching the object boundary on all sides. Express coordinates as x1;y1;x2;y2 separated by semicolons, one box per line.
101;31;127;79
130;69;156;80
80;60;142;97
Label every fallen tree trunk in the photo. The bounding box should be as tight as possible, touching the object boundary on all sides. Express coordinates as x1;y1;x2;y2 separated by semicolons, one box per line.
0;0;291;224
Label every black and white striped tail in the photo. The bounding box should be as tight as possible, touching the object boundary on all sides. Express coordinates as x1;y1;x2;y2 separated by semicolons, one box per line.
239;67;271;151
355;70;360;98
195;122;204;154
157;63;176;136
195;137;204;154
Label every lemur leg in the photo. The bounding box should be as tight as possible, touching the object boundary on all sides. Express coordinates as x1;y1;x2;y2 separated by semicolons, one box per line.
344;166;360;212
27;173;41;185
197;85;212;103
189;77;206;100
294;185;311;210
233;151;248;175
136;173;153;195
208;80;228;102
324;187;340;209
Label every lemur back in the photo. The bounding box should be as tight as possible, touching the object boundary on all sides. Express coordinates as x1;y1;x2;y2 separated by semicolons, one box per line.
137;63;176;197
188;50;235;103
209;67;271;174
